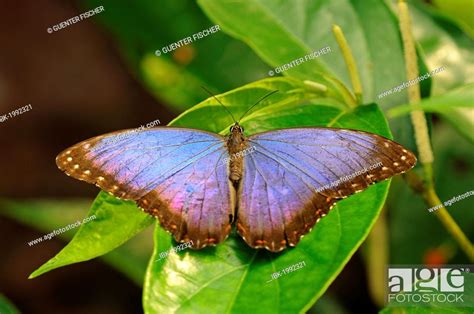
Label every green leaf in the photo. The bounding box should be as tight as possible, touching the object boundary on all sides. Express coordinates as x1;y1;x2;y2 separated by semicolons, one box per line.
142;77;393;313
0;294;20;314
197;0;432;156
432;0;474;36
198;0;413;107
0;198;153;284
388;83;474;142
388;83;474;115
28;192;154;279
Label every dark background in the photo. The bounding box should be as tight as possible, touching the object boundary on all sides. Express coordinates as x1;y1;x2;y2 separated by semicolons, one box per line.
0;1;171;313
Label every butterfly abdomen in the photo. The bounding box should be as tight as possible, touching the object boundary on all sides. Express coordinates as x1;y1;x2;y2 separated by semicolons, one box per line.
226;125;248;182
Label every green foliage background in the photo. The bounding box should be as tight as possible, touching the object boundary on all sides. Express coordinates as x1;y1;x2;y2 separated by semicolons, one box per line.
1;0;472;313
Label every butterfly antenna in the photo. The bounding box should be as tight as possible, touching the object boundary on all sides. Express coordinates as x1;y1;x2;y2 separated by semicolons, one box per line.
201;86;237;124
238;90;279;122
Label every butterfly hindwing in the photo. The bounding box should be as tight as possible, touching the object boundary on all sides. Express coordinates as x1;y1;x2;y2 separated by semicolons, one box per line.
237;128;416;252
136;146;235;248
56;127;234;248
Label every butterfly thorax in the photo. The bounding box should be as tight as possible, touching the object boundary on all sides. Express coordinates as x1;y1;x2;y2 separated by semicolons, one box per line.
226;124;247;182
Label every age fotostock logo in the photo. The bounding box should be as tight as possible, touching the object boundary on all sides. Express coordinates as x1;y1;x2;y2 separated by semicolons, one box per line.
387;266;472;307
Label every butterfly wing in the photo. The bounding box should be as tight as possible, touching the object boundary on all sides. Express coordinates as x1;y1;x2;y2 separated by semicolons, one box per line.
238;128;416;252
56;128;234;248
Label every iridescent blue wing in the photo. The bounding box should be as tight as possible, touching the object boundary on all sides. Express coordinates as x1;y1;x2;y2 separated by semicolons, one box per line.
56;127;234;248
238;128;416;252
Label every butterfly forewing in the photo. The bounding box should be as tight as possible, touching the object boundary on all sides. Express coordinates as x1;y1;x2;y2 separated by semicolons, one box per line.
237;128;416;252
56;127;234;249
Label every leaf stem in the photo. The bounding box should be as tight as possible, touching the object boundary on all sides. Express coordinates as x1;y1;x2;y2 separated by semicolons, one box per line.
303;80;328;93
398;0;473;262
332;24;363;105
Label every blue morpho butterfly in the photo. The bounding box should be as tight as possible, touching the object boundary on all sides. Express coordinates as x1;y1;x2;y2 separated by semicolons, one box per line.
56;90;416;252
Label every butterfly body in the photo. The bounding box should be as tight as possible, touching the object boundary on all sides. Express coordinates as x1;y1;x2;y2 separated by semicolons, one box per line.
57;123;416;252
226;123;248;182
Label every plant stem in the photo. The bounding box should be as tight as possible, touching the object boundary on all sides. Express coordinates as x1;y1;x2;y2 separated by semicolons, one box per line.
398;1;434;165
398;0;473;262
332;24;363;105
